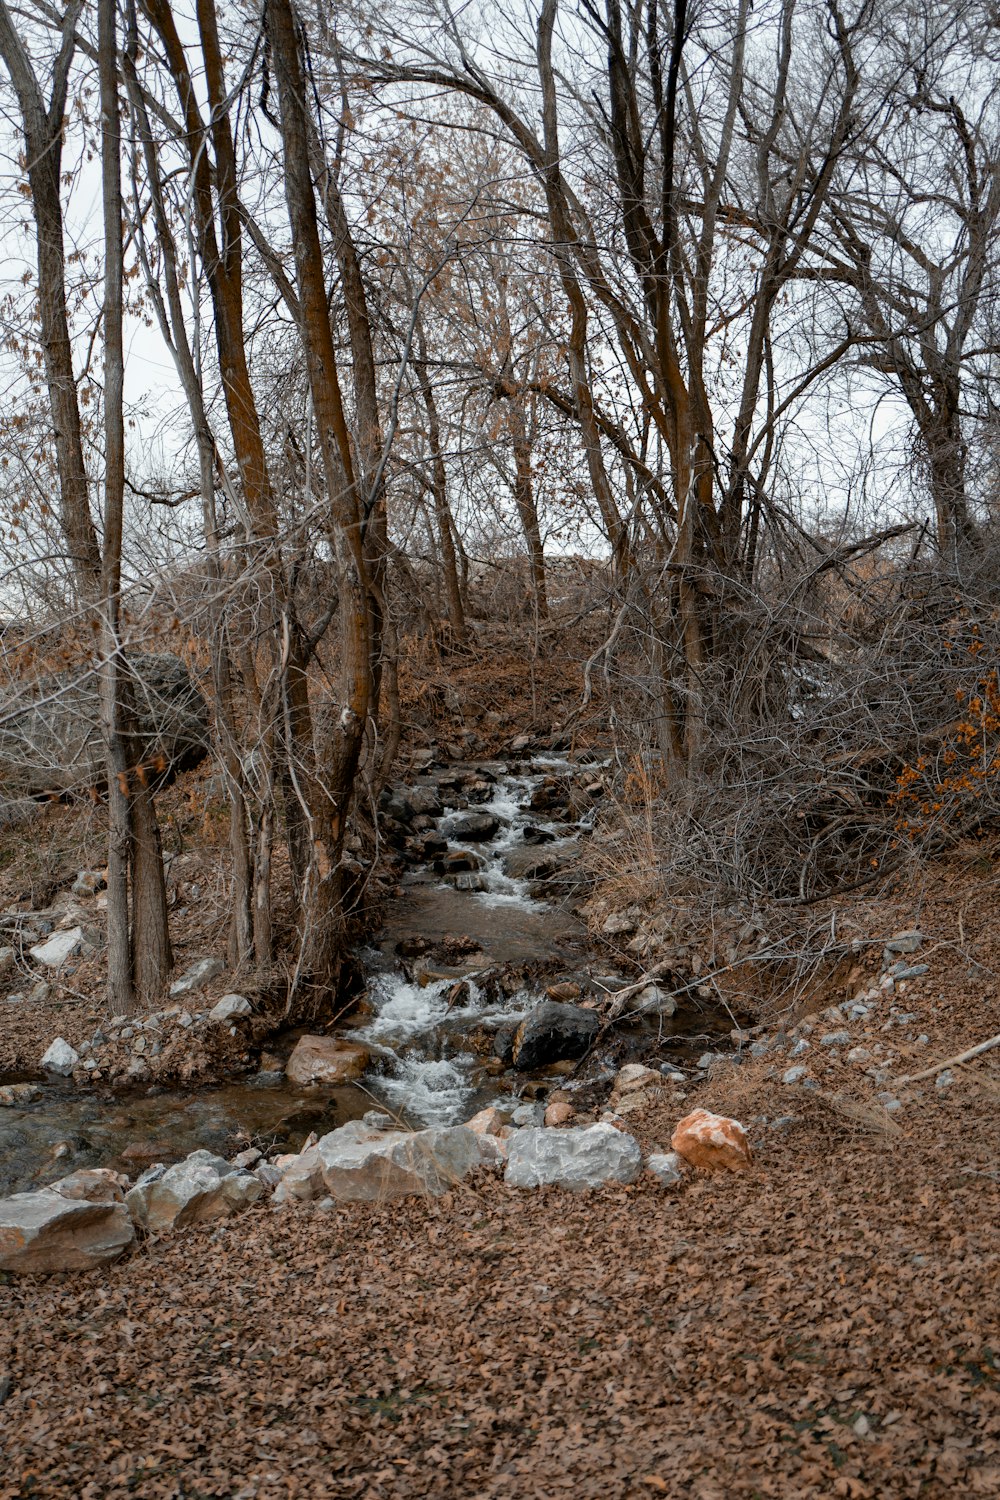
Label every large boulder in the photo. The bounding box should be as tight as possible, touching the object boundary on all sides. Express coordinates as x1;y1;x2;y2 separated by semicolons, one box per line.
449;813;500;842
285;1035;370;1085
505;1123;642;1190
275;1120;484;1204
0;1190;134;1273
125;1150;264;1233
0;653;209;798
511;1000;599;1071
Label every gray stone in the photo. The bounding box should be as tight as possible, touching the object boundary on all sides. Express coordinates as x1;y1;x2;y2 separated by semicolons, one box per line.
126;1149;263;1233
0;1082;42;1107
511;1000;599;1071
450;813;499;842
782;1065;808;1085
935;1069;955;1091
620;983;677;1017
505;1123;642;1191
0;653;208;798
29;927;84;968
789;1038;810;1058
169;957;225;997
71;870;106;897
646;1151;685;1187
208;993;252;1021
40;1036;79;1076
601;910;637;936
276;1121;485;1205
247;1070;283;1089
770;1115;795;1131
0;947;15;979
820;1030;851;1048
0;1190;134;1273
884;930;923;955
511;1102;545;1127
888;962;929;980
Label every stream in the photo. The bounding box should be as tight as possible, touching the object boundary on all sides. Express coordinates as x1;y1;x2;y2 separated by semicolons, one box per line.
0;754;728;1195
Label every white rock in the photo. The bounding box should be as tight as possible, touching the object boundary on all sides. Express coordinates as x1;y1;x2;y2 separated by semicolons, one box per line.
168;957;225;998
29;927;84;968
613;1063;664;1097
40;1036;79;1076
782;1065;808;1085
0;1190;134;1273
621;984;677;1017
847;1046;873;1065
935;1069;955;1091
319;1121;483;1202
504;1123;642;1191
126;1149;264;1233
646;1150;685;1187
208;993;252;1021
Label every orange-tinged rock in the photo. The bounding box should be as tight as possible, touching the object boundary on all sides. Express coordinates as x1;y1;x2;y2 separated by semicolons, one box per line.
465;1107;505;1137
670;1109;752;1172
544;1101;575;1127
285;1035;370;1085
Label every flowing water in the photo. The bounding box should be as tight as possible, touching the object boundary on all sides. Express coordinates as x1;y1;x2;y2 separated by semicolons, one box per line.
0;755;724;1194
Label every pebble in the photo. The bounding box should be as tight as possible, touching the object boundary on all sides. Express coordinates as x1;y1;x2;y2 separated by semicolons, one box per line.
935;1069;954;1091
782;1065;808;1085
847;1046;872;1065
789;1039;810;1058
770;1115;795;1131
820;1030;851;1048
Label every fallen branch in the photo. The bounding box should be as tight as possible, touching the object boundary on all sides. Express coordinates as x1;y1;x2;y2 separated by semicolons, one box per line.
894;1031;1000;1086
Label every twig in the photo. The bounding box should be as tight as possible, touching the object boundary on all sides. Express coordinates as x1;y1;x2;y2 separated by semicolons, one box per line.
894;1030;1000;1086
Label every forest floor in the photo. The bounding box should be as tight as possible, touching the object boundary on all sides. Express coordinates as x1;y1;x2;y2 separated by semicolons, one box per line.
2;866;998;1498
2;626;999;1497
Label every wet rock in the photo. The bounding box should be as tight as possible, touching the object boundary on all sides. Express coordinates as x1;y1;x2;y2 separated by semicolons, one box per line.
493;1027;516;1065
30;928;84;968
446;872;490;893
465;1107;506;1137
450;812;500;842
169;957;226;997
670;1109;752;1172
522;824;556;845
0;1190;135;1273
0;1082;42;1107
544;1101;575;1126
511;1000;599;1071
505;1123;642;1190
208;994;252;1021
126;1149;263;1233
512;1101;546;1127
361;1111;395;1131
501;847;560;881
40;1037;79;1076
433;850;484;875
646;1151;685;1187
546;981;582;1002
396;935;432;959
404;785;443;818
285;1035;370;1086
